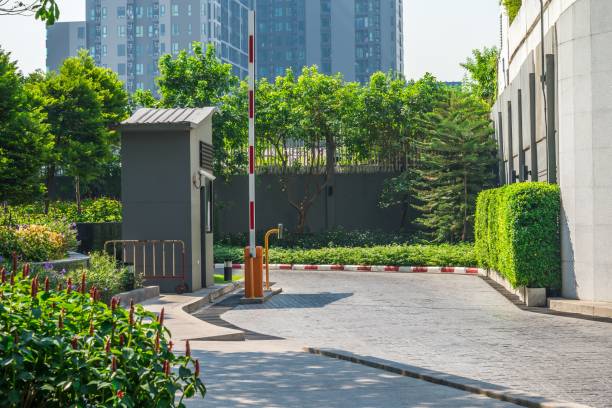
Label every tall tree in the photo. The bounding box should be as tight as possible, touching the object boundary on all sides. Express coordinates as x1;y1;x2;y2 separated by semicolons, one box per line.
27;51;128;212
157;42;237;108
412;90;497;242
461;46;499;106
0;48;50;204
378;73;448;229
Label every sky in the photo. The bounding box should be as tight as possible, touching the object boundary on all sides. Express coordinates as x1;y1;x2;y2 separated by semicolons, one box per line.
0;0;500;82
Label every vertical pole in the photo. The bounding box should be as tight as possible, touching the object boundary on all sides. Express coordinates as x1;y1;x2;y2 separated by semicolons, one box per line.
248;10;256;258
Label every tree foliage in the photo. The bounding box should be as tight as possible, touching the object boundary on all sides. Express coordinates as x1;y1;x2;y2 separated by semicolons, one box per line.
413;91;497;242
0;48;50;204
26;51;128;212
461;46;499;106
502;0;522;23
0;0;60;23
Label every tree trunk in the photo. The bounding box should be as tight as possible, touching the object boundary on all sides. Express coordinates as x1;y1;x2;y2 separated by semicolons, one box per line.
44;164;56;214
75;175;82;215
461;173;468;241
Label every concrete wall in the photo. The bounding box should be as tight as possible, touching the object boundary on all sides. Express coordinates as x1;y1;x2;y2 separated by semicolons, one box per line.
493;0;612;302
215;172;404;234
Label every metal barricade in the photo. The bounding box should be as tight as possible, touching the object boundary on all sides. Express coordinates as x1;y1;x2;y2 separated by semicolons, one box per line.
104;240;188;293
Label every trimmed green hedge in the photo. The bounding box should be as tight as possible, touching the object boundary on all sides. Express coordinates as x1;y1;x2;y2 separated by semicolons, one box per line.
214;243;476;267
475;182;560;288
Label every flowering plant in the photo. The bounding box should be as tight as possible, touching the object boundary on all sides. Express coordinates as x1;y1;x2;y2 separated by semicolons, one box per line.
0;266;205;407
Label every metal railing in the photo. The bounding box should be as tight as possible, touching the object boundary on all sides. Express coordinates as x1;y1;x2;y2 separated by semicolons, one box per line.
104;240;186;282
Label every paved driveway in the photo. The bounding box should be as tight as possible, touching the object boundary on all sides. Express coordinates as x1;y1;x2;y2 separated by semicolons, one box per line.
222;271;612;408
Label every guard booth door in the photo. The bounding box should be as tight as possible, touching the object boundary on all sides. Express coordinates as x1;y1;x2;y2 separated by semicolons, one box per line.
200;176;213;287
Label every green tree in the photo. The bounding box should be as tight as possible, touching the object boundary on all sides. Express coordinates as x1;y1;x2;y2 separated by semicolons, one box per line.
379;74;448;229
27;51;128;212
157;42;237;108
147;42;245;175
502;0;522;23
461;46;499;105
0;48;50;204
413;90;497;242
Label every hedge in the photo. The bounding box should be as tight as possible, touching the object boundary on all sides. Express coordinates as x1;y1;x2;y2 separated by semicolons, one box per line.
0;198;122;225
474;182;560;288
214;243;477;267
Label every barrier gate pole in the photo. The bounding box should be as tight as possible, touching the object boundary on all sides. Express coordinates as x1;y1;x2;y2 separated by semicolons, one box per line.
246;9;256;298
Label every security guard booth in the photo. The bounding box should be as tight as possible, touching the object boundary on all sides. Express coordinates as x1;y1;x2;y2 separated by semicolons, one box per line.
119;108;216;293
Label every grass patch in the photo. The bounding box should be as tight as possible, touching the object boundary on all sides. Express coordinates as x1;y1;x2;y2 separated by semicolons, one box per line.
214;273;244;284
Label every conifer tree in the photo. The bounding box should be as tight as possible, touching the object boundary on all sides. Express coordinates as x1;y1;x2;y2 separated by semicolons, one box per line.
413;90;497;242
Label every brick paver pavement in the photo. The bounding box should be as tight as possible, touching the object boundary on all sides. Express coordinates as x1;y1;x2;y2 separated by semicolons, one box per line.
222;271;612;408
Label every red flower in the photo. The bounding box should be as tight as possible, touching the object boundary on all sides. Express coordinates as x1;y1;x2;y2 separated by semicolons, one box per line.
71;336;78;349
159;308;165;326
67;278;72;294
44;276;50;292
23;263;29;278
30;278;38;298
163;360;170;376
119;334;125;347
105;337;111;354
185;340;191;357
1;267;6;283
129;305;134;326
168;340;173;352
117;390;124;399
80;272;86;294
111;356;117;372
89;320;94;336
194;359;200;377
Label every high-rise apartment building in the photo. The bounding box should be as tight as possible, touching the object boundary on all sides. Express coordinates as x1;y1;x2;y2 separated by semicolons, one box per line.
46;21;87;71
256;0;403;83
48;0;250;93
47;0;403;91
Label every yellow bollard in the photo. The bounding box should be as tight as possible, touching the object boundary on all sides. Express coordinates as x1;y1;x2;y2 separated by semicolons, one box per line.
264;224;283;291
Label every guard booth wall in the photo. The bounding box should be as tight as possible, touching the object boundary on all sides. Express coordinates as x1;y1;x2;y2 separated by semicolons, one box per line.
119;108;216;293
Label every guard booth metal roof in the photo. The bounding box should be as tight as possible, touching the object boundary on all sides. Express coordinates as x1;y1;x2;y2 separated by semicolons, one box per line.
121;107;216;131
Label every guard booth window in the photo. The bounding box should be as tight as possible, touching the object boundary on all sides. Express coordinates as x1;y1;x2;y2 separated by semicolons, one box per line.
205;179;213;233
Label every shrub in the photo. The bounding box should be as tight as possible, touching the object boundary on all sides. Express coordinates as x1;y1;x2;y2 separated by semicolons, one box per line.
12;225;68;262
0;198;122;225
214;243;477;267
216;228;413;249
0;269;205;406
79;198;122;223
474;182;560;288
67;252;142;303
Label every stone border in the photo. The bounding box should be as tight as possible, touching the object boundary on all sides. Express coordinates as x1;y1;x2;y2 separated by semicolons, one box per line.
31;252;90;271
485;269;547;307
181;281;244;314
215;263;485;275
115;286;160;307
305;347;591;408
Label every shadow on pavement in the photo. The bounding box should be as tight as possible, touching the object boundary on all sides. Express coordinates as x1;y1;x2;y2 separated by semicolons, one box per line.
184;349;517;408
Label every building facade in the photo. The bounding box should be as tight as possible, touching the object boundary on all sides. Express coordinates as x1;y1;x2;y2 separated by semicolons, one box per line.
46;21;87;71
48;0;249;93
492;0;612;302
256;0;403;82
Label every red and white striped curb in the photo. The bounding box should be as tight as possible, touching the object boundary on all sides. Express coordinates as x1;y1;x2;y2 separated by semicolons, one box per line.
215;263;484;275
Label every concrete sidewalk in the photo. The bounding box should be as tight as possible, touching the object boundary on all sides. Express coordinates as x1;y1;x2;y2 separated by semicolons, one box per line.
141;283;245;341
